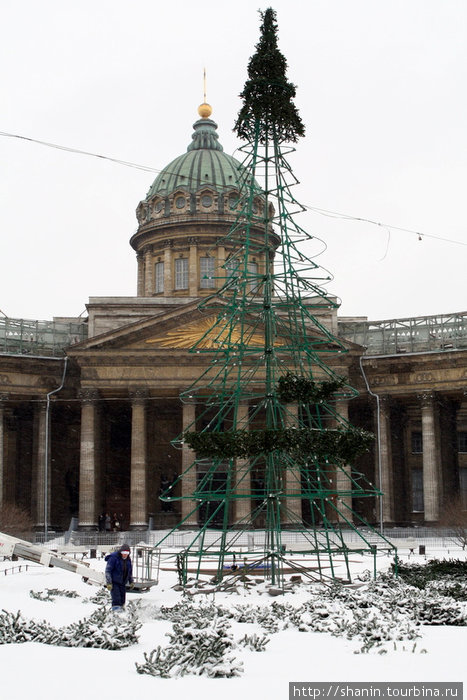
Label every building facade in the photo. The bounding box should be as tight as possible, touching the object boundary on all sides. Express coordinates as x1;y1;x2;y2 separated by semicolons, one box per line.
1;107;466;531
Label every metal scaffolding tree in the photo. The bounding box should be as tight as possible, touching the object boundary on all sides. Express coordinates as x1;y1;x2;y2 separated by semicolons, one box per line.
157;8;395;585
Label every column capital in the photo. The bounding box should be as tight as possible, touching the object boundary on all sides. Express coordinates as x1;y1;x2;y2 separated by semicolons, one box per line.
418;390;436;407
79;388;99;403
379;394;392;410
188;236;198;246
129;389;149;402
163;239;174;248
36;399;47;413
0;393;9;402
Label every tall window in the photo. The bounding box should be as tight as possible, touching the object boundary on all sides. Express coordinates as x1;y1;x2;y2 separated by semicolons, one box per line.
460;468;467;510
411;431;423;454
200;256;215;288
412;468;424;512
155;261;164;294
225;258;239;286
247;261;259;293
458;431;467;453
175;258;188;290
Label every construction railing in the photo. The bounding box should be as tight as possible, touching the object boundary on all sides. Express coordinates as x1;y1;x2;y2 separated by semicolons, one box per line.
339;311;467;355
0;317;87;357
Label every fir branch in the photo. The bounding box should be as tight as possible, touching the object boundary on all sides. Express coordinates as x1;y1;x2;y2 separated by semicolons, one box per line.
277;372;346;404
234;8;305;144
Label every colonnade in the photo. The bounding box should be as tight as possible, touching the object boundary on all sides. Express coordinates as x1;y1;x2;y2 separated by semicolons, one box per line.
0;389;463;530
373;390;460;523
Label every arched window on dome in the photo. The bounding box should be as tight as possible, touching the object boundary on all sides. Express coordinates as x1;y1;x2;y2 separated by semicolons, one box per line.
172;192;188;214
227;191;240;211
136;202;148;224
199;190;215;211
153;199;164;217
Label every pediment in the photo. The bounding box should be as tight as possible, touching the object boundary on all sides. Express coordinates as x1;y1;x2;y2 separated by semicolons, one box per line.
67;298;356;356
66;301;214;354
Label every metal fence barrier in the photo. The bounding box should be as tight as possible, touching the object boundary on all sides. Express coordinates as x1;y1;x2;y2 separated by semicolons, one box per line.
28;526;465;551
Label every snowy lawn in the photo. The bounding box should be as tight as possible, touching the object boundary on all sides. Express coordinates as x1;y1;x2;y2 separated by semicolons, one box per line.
0;546;465;700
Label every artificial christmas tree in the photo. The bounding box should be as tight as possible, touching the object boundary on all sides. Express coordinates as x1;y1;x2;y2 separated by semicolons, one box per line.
156;8;395;585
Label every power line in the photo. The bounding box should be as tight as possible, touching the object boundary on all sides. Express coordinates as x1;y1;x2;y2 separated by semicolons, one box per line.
0;130;160;174
305;205;467;247
1;128;466;248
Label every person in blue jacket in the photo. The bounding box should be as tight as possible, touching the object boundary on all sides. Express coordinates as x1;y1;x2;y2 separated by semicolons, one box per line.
105;543;134;610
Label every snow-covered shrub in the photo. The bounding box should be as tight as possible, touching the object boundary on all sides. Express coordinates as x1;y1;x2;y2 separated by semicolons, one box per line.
425;580;467;602
136;618;243;678
156;601;232;625
238;632;270;651
60;605;141;649
0;605;141;650
82;588;109;605
410;593;467;626
30;588;79;602
0;610;58;645
393;559;467;589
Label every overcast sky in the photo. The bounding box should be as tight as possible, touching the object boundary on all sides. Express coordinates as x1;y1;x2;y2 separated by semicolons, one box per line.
1;0;465;323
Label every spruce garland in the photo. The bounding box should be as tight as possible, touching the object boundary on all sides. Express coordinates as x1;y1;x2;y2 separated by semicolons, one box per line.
183;425;374;462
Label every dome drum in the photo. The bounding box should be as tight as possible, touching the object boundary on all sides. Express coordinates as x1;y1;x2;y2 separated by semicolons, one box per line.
131;109;277;299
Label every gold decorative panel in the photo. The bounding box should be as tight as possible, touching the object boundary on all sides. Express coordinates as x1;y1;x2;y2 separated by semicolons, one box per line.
146;315;284;349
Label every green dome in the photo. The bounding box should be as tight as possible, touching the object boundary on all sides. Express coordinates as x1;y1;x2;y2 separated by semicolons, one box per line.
146;118;245;199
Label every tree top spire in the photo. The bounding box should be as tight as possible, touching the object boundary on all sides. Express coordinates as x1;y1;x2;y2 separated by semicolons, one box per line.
234;7;305;144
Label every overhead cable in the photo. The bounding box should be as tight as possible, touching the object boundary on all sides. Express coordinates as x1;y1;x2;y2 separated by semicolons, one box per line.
1;128;465;248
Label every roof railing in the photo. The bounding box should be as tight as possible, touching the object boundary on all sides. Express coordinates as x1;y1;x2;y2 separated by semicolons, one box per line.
338;311;467;355
0;317;88;357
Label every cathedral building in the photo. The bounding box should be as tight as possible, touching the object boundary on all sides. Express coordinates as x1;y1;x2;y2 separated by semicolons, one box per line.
0;104;466;532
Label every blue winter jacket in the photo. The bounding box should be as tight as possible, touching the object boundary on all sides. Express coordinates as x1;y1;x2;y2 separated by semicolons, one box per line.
105;551;133;586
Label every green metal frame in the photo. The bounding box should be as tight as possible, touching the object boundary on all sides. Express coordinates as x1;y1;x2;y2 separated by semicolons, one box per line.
154;122;395;585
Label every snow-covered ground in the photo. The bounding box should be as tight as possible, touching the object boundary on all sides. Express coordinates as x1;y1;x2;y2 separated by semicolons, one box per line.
0;544;465;700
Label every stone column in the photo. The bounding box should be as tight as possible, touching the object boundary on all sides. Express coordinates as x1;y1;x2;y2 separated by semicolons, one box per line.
379;395;394;523
144;246;154;296
234;402;250;524
130;390;148;529
78;390;99;530
217;243;226;290
163;240;173;295
282;403;302;525
419;391;442;521
188;237;198;297
335;399;352;523
136;252;144;296
34;401;49;528
181;402;198;527
0;395;7;510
